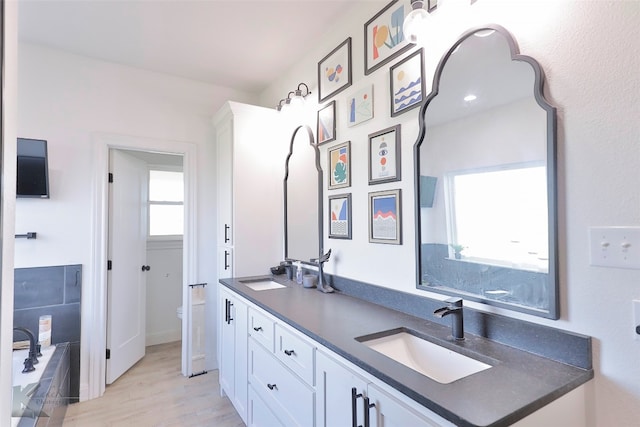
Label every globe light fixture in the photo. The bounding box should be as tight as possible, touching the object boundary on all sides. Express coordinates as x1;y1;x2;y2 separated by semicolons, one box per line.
403;0;437;45
275;83;312;112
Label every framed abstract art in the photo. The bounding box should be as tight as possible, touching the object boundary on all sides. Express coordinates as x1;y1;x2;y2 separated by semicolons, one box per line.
318;38;353;103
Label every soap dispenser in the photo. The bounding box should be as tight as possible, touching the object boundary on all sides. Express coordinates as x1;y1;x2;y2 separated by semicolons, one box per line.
295;262;303;285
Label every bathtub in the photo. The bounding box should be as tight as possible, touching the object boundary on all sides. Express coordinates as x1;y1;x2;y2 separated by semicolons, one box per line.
11;343;69;427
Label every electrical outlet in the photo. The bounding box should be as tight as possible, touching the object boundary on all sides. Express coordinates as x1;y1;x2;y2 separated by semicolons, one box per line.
634;300;640;341
589;227;640;269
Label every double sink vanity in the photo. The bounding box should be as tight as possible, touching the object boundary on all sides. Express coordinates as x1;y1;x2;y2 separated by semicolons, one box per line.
216;24;593;427
218;276;592;426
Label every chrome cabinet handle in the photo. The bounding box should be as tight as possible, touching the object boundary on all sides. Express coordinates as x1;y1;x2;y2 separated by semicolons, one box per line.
267;383;277;390
284;349;295;356
253;326;263;332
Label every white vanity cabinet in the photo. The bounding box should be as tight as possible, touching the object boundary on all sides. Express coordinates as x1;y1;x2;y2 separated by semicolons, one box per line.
213;101;287;279
248;385;285;427
367;382;453;427
248;338;315;426
247;305;317;426
316;350;370;427
315;349;454;427
218;287;249;423
218;284;588;426
219;285;452;427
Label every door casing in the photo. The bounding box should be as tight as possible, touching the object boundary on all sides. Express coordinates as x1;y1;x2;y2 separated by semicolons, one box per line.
88;133;197;400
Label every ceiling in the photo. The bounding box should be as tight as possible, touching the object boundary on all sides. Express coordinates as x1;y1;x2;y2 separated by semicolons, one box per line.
18;0;359;94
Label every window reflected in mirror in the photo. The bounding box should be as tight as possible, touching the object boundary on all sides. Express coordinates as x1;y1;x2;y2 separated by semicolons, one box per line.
445;163;548;270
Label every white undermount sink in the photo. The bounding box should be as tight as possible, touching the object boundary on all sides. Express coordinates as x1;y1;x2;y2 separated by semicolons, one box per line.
241;279;287;291
357;329;492;384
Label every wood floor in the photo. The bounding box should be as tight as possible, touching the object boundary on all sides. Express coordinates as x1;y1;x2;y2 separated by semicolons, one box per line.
63;341;244;427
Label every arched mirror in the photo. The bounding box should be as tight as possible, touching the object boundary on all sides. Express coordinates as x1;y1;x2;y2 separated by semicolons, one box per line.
414;25;558;319
284;125;323;264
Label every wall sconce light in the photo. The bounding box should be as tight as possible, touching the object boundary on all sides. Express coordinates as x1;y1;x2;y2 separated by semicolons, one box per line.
403;0;438;45
275;83;312;111
276;98;288;111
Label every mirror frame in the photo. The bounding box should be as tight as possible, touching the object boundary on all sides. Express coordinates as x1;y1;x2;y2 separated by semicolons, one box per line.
284;125;324;265
413;24;559;319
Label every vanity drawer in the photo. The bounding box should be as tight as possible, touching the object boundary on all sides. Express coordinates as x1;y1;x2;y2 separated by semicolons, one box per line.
275;323;315;385
249;307;275;351
249;338;315;427
248;385;285;427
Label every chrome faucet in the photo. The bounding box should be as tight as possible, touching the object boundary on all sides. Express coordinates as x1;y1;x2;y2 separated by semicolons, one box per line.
13;327;40;373
433;298;465;341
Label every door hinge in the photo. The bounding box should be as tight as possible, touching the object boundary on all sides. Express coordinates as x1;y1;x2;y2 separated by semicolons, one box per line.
107;260;112;270
108;173;113;183
106;349;111;360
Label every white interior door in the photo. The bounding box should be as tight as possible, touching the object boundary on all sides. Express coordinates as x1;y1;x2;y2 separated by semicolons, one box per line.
106;149;148;384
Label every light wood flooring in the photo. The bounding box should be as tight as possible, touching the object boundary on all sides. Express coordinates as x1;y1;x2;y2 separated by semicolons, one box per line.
63;341;244;427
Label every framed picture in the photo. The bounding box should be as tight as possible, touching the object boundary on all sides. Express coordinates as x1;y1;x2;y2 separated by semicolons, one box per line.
317;101;336;145
318;38;353;103
368;125;401;185
328;141;351;190
328;193;352;239
368;189;402;244
364;0;412;75
390;48;425;117
347;84;374;127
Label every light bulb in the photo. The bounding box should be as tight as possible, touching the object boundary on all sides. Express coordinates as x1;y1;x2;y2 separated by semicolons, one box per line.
289;93;305;108
403;2;430;45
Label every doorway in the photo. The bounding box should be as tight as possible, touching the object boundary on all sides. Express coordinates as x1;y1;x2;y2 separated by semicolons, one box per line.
106;149;185;385
87;133;198;400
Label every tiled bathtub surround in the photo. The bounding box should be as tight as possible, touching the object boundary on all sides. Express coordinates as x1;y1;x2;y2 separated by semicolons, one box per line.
13;264;81;403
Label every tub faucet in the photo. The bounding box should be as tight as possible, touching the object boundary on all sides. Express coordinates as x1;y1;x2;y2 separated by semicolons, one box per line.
13;327;39;373
434;298;465;341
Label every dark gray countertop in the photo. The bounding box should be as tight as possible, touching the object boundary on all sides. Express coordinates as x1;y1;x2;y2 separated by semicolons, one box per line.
220;276;593;427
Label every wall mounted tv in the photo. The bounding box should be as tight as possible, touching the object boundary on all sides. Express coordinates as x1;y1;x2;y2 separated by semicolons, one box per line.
17;138;50;198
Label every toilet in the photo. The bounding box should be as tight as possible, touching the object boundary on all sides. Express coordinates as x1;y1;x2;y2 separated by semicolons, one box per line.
176;306;183;319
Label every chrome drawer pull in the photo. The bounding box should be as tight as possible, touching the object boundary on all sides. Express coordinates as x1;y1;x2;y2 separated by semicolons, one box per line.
284;349;295;356
267;383;277;391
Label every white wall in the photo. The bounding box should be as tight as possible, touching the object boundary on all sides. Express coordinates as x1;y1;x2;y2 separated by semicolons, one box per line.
1;1;19;423
261;1;640;425
15;42;258;400
146;241;183;346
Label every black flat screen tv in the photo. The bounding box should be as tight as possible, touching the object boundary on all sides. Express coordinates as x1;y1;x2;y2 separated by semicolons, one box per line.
17;138;50;198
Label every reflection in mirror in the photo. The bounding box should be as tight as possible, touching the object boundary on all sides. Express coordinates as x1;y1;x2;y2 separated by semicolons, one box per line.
414;25;558;318
284;125;322;264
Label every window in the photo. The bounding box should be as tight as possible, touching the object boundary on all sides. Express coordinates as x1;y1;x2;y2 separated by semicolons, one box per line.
148;169;184;237
446;163;548;271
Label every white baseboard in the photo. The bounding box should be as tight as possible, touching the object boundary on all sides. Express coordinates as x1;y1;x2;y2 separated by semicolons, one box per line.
146;329;181;346
79;383;90;402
